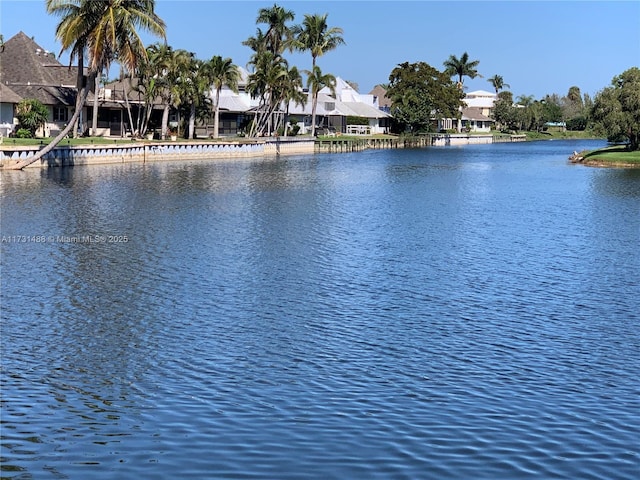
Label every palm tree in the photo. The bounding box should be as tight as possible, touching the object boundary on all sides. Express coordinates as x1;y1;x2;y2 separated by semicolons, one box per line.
256;4;295;55
488;74;510;93
244;5;296;137
172;53;208;140
443;52;480;132
246;51;289;136
306;65;336;136
293;13;345;70
11;0;165;170
206;56;240;139
443;52;481;87
145;42;175;139
280;66;306;136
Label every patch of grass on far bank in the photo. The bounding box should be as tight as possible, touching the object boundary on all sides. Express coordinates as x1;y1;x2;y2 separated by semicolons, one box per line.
1;137;137;147
581;145;640;166
524;130;603;141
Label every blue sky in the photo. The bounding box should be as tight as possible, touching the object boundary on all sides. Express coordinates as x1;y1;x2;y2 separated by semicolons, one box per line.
2;0;639;99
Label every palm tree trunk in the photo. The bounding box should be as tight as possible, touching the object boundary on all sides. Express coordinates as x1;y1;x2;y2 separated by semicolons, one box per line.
73;50;85;138
161;104;169;140
189;103;196;139
122;79;136;137
7;71;95;170
92;70;101;136
213;89;220;139
311;92;318;137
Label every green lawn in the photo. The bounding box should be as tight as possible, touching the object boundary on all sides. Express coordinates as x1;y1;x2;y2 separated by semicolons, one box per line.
524;130;603;141
581;145;640;166
1;137;137;147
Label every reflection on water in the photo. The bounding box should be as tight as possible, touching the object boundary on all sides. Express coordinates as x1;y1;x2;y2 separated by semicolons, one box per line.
1;140;639;479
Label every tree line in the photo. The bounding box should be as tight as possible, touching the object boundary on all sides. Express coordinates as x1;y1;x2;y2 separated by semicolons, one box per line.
14;1;344;169
385;52;639;150
10;1;639;170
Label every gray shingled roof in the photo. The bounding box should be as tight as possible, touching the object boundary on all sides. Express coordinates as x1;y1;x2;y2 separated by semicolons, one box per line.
461;107;493;122
1;31;80;106
368;85;392;109
0;83;22;103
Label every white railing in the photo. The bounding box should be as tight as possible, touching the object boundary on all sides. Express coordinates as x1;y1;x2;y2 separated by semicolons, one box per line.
346;125;371;135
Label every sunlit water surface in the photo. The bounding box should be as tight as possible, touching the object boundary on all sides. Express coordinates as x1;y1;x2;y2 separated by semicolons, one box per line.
1;140;639;479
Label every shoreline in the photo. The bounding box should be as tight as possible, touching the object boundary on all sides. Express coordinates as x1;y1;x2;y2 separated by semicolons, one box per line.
569;145;640;168
0;134;620;171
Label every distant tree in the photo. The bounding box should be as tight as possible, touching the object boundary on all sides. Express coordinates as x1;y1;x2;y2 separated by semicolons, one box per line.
488;74;510;93
542;94;563;124
562;86;587;130
256;4;296;55
516;94;535;108
592;67;640;150
443;52;481;87
280;66;306;136
243;4;296;136
173;54;212;139
206;56;240;138
15;99;49;137
492;91;519;131
563;86;583;116
306;65;336;136
386;61;464;133
293;12;345;70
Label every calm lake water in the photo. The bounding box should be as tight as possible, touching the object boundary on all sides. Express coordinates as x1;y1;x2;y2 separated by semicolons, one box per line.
1;140;639;479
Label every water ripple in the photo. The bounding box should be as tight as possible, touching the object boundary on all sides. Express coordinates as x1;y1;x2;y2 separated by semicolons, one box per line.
1;141;639;479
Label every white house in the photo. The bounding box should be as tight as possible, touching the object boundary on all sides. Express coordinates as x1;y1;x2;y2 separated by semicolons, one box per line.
214;70;391;136
438;89;497;133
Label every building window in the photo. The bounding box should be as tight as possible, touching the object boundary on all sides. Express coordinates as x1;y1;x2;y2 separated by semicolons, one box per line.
53;106;68;122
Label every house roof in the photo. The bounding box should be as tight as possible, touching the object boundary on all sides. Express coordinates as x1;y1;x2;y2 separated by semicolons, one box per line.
0;83;22;104
462;107;493;122
1;32;77;86
368;85;392;108
0;31;80;106
466;90;496;98
287;92;391;119
218;95;251;112
8;84;77;106
340;101;391;119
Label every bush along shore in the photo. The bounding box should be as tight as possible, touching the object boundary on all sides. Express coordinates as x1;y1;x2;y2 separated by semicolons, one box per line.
569;145;640;168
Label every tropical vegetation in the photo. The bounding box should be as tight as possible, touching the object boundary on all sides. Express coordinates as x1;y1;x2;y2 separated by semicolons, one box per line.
386;61;464;133
15;99;49;137
591;67;640;150
7;1;639;171
11;0;166;169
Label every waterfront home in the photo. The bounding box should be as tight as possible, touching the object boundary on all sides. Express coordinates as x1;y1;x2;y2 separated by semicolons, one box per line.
438;89;497;132
214;69;391;136
0;31;85;137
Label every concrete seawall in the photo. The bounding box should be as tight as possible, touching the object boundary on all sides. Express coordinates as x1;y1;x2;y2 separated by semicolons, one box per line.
0;138;316;169
0;134;528;169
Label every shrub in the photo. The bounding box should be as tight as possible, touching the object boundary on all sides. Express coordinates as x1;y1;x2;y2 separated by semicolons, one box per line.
15;99;49;136
346;115;369;126
16;128;33;138
566;116;587;131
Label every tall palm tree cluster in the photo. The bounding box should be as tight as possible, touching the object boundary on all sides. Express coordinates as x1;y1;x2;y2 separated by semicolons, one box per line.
13;1;344;170
127;43;240;140
243;5;344;137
